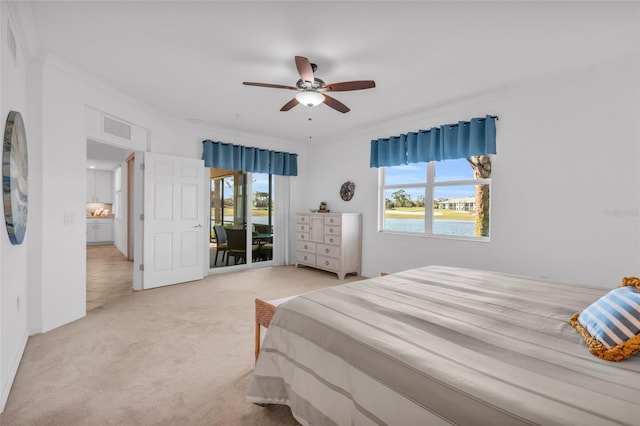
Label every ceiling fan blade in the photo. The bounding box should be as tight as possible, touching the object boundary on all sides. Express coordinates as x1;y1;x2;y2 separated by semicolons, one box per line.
243;82;298;90
324;80;376;92
280;98;299;111
295;56;314;83
323;94;350;113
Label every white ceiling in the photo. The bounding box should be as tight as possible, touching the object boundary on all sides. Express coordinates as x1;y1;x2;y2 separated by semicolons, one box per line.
26;1;637;145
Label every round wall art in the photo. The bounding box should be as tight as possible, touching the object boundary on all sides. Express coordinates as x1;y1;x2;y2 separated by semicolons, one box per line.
340;180;355;201
3;111;28;245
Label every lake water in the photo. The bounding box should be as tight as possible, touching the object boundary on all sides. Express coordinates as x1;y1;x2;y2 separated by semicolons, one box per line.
385;218;475;237
219;216;475;236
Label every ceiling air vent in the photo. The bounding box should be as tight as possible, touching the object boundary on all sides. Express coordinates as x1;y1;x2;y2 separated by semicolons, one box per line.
103;116;132;140
7;25;16;64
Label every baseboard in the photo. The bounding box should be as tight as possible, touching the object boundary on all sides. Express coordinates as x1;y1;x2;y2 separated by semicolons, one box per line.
1;329;29;413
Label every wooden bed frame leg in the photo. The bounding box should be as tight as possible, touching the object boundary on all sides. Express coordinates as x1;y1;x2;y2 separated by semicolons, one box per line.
255;321;261;362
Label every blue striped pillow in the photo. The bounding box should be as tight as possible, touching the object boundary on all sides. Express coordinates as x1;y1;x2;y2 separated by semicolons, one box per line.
577;286;640;348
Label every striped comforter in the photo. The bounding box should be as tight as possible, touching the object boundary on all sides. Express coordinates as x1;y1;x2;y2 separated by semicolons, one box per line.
247;266;640;425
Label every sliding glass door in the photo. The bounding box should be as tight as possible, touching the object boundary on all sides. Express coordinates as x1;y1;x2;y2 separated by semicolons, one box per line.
251;173;273;264
209;169;273;269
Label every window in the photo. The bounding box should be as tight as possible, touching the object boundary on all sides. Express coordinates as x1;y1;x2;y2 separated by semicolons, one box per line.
379;156;491;239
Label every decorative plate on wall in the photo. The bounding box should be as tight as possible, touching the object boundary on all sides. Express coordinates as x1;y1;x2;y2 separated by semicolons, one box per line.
340;180;355;201
3;111;28;245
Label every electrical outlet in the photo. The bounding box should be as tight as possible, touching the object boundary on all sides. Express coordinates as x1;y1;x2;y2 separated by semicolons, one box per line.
16;296;20;312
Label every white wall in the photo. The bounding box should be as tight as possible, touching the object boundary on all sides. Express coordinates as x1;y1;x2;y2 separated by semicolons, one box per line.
33;56;308;335
305;54;640;288
0;2;30;411
35;60;176;333
25;5;639;350
1;0;636;414
38;60;88;332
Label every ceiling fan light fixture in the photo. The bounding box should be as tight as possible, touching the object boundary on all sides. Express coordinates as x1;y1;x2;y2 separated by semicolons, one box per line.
295;90;325;107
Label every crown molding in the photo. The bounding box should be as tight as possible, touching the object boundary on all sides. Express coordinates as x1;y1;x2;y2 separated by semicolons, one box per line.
175;119;301;150
6;1;39;59
43;54;160;118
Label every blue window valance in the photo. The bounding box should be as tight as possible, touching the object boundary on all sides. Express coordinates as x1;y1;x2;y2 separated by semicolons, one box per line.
370;115;497;168
202;140;298;176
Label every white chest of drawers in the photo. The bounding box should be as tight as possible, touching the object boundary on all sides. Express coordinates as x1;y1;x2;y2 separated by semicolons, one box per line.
295;212;361;279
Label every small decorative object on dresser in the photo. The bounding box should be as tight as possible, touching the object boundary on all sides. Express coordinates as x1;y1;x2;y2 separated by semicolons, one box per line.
295;212;361;279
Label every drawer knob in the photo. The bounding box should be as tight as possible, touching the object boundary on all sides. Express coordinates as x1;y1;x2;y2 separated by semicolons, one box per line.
329;228;334;233
329;238;334;243
304;256;308;261
301;226;305;230
330;219;334;223
325;248;329;253
325;261;329;266
304;245;308;249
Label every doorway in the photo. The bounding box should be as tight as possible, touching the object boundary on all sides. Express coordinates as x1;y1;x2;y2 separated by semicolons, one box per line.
86;140;134;311
209;169;274;269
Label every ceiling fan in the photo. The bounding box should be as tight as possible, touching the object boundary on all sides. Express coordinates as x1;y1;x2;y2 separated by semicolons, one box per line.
243;56;375;113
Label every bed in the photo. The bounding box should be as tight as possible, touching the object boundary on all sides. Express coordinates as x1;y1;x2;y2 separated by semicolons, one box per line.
247;266;640;425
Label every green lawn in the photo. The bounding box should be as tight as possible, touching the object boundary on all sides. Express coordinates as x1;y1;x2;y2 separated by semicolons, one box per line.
385;207;475;221
252;209;269;217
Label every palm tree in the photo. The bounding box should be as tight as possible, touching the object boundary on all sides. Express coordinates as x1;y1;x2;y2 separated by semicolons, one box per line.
467;155;491;237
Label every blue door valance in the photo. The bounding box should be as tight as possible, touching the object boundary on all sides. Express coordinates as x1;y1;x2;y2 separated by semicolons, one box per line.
370;115;497;168
202;140;298;176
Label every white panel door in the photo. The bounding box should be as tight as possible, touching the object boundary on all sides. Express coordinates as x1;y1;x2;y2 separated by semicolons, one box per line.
142;152;205;289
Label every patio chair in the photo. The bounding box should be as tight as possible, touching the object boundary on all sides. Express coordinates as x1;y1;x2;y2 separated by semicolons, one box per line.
213;226;228;265
226;228;259;265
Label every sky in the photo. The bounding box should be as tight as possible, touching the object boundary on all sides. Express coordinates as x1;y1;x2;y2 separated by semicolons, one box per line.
252;173;270;195
384;159;479;201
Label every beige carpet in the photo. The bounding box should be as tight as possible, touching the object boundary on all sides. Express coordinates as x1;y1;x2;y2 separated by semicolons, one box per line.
1;266;364;425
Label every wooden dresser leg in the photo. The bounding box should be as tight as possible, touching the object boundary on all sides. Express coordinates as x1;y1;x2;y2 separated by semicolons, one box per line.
255;321;261;362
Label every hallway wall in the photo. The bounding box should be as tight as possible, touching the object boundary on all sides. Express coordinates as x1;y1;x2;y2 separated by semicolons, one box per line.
0;2;30;411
